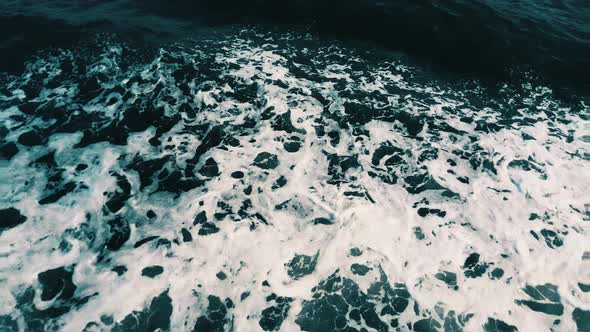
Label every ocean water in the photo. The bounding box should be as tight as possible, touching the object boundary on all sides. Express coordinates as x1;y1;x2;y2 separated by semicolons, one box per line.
0;2;589;332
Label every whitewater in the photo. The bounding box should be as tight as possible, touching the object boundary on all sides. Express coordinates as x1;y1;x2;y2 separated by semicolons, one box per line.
0;29;589;331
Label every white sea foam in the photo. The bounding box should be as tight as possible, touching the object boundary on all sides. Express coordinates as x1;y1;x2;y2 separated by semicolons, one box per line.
0;29;588;331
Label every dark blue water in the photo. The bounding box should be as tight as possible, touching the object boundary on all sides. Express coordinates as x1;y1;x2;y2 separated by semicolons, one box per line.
1;0;589;93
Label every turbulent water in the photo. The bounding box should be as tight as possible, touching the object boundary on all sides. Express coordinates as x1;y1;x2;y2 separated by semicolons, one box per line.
1;2;590;332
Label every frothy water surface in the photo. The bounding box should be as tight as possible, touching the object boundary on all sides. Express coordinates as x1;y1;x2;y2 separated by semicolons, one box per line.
0;29;589;331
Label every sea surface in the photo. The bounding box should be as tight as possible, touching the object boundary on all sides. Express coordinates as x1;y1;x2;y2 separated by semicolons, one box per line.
0;1;589;331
